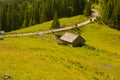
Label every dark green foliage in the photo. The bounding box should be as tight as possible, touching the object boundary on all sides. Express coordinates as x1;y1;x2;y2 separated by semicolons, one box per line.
29;18;33;27
84;1;91;17
90;0;99;4
22;19;27;28
101;0;120;30
0;0;86;31
51;11;60;29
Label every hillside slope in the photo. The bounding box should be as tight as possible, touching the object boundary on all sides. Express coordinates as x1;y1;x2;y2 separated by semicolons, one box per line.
9;15;87;34
81;23;120;54
0;19;120;79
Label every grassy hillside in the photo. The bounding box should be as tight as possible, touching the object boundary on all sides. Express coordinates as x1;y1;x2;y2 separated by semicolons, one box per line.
9;15;87;34
0;36;120;80
81;23;120;54
0;17;120;80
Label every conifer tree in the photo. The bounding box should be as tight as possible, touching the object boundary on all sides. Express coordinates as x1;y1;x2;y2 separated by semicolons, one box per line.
0;9;1;30
22;19;27;28
84;1;91;17
90;0;99;4
101;0;120;30
40;2;47;23
51;11;60;29
29;18;33;26
0;0;86;31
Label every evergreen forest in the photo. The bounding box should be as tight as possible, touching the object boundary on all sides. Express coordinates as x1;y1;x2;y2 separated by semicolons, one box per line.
0;0;85;31
101;0;120;30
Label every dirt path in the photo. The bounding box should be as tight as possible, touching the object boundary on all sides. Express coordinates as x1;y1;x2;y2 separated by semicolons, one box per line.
0;10;99;38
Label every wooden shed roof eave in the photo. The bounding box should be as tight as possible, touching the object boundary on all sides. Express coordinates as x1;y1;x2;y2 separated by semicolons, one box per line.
60;32;79;43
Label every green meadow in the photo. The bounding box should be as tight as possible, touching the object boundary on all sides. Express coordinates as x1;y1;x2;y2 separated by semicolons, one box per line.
0;16;120;80
9;15;87;34
81;23;120;55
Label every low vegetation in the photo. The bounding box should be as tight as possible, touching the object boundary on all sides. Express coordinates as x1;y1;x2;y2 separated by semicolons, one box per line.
0;0;120;79
0;36;120;80
0;19;120;79
81;23;120;55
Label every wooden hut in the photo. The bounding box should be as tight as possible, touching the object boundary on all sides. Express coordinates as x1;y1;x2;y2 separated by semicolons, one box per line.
60;32;85;47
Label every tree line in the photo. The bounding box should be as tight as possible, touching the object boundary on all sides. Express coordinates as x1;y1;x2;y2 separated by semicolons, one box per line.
101;0;120;30
0;0;86;31
1;0;119;32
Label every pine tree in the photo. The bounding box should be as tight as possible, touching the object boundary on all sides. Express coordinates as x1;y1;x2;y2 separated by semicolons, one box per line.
51;11;60;29
40;2;47;23
0;0;86;31
0;7;1;30
28;18;33;26
101;0;120;30
90;0;99;4
84;1;91;17
22;19;27;28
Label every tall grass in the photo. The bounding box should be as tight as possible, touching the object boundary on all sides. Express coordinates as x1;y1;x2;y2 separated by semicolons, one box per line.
0;17;120;80
80;23;120;55
0;35;120;80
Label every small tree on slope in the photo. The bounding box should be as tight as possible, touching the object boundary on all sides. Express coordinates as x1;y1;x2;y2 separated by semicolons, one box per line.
84;0;91;17
51;11;60;29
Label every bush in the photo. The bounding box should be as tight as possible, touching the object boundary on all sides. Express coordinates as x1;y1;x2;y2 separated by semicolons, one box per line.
51;11;60;29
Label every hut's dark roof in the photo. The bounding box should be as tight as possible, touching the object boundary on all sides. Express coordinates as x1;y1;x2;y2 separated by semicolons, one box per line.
60;32;80;43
